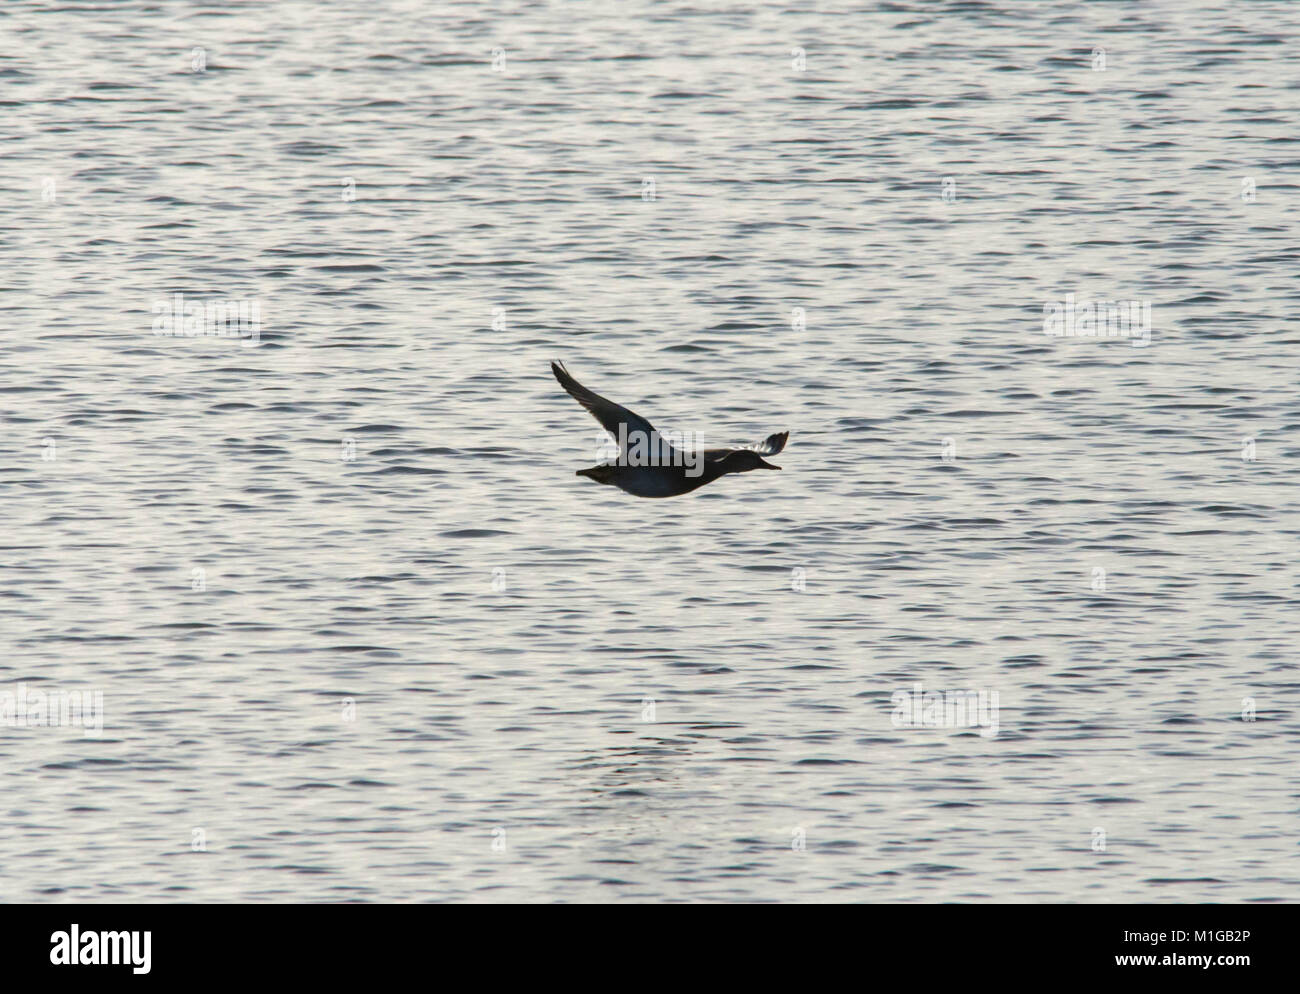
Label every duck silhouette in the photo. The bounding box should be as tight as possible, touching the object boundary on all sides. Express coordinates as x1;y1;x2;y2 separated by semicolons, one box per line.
551;361;789;498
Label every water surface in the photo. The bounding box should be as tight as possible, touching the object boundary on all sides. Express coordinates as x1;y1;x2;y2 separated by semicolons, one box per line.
2;0;1299;902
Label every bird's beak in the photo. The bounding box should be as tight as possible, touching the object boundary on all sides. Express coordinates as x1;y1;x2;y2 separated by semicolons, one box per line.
758;459;781;470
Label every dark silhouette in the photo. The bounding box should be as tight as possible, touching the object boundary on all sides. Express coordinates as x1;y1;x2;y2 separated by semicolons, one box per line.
551;361;789;498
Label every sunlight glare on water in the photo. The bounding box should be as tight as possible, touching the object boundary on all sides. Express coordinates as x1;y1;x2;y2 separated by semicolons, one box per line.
1;0;1298;902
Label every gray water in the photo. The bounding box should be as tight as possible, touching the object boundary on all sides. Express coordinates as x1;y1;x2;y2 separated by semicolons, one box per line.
3;0;1299;903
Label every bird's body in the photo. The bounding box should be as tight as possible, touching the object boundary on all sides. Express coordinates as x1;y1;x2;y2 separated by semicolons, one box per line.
551;361;789;498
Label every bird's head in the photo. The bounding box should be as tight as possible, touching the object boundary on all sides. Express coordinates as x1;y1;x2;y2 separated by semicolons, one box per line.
720;449;781;474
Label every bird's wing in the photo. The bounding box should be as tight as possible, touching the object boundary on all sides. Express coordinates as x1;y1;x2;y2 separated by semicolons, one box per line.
750;430;789;456
551;361;661;453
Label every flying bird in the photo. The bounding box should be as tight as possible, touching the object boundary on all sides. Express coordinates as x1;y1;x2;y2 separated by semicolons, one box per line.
551;360;789;498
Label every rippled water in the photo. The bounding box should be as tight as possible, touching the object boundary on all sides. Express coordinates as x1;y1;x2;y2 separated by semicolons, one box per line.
3;0;1299;902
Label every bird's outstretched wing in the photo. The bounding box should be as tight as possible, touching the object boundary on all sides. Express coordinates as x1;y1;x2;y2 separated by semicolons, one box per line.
750;430;789;456
551;361;661;454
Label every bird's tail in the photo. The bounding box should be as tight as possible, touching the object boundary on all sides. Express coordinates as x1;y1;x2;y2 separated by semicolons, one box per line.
576;465;616;484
